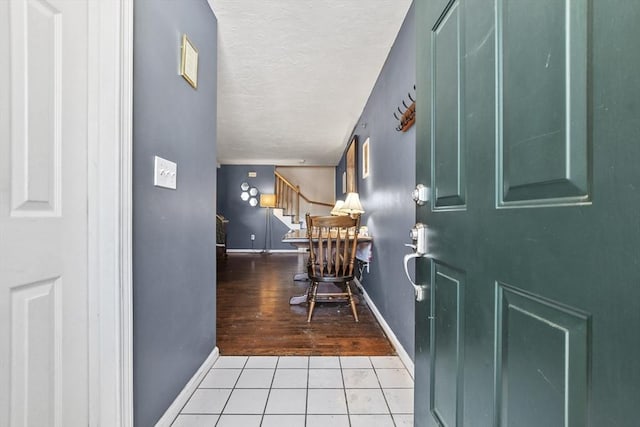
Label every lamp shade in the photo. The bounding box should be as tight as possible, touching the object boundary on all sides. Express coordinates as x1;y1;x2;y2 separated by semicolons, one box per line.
340;192;364;215
330;200;348;216
259;194;277;208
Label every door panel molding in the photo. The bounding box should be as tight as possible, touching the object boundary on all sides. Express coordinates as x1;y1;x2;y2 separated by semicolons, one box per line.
494;282;590;427
430;261;465;426
10;277;62;427
495;0;591;208
10;0;62;217
431;0;466;211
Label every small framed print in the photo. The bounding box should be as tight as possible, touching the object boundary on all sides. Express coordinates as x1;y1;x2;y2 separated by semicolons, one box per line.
180;34;199;89
346;135;358;193
362;137;370;179
342;172;347;194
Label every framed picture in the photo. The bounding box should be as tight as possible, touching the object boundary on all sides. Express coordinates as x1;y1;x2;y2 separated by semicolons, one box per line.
362;137;370;179
180;34;199;89
346;135;358;193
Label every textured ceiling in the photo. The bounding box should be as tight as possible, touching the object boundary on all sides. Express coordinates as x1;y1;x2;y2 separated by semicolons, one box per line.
209;0;413;166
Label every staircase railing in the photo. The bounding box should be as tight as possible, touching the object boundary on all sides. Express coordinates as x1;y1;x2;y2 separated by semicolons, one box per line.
274;171;334;224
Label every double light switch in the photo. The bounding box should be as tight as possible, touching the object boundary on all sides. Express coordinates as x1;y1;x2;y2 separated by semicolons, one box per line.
154;156;177;190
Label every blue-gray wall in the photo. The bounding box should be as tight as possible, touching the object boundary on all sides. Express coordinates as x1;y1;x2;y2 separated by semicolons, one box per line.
133;1;217;425
217;165;291;250
336;4;416;360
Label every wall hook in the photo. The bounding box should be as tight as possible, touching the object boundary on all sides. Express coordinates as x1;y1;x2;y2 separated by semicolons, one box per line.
393;84;417;133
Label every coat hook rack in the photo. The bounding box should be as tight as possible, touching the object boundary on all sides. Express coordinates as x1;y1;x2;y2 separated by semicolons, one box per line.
394;84;416;132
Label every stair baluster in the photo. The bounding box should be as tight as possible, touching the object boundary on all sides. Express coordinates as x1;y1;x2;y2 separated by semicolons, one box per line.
273;171;334;228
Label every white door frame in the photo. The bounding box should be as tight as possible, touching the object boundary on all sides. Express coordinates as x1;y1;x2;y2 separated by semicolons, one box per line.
87;1;133;425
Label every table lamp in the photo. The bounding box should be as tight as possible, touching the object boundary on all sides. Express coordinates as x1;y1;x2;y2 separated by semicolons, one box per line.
331;200;348;216
340;192;364;217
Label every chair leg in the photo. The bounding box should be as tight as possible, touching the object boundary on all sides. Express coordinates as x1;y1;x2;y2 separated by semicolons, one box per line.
346;281;359;322
307;282;318;322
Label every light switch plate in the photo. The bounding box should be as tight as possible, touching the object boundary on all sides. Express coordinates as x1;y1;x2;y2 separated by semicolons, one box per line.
154;156;177;189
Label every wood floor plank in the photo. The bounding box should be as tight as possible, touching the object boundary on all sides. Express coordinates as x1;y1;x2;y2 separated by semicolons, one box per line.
217;253;396;356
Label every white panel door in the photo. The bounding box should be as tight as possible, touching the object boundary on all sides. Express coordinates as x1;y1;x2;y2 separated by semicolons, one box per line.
0;0;90;425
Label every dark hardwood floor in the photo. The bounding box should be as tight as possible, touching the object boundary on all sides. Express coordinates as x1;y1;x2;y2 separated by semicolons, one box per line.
217;253;396;356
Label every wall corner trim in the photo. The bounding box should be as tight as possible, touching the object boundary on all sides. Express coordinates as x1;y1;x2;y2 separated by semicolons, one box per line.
354;278;415;378
154;347;220;427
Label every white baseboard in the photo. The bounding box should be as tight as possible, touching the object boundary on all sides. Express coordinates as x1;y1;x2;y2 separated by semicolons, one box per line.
154;346;219;427
354;278;415;378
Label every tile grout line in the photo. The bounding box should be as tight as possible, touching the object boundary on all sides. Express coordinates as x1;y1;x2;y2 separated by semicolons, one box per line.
169;356;247;424
372;361;397;420
339;356;353;427
173;355;412;426
304;356;310;427
216;356;248;425
258;356;278;426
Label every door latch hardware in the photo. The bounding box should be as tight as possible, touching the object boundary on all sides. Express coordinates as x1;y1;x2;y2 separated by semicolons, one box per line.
403;252;429;302
410;223;428;255
403;222;430;302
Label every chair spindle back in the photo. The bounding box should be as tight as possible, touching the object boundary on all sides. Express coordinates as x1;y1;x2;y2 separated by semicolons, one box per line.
306;214;360;280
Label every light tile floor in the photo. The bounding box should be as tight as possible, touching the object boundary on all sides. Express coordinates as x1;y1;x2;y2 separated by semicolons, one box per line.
172;356;414;427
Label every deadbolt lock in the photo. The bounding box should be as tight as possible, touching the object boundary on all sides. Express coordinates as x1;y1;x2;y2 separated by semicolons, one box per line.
411;184;429;205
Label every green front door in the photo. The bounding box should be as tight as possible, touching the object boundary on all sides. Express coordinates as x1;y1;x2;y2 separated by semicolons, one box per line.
414;0;640;426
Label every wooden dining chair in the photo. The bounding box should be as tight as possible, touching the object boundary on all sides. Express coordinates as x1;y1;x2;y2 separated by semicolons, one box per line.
305;213;361;322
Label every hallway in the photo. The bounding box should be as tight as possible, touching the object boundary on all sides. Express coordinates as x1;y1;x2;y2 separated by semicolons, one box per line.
171;355;413;426
217;253;395;356
198;249;412;425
